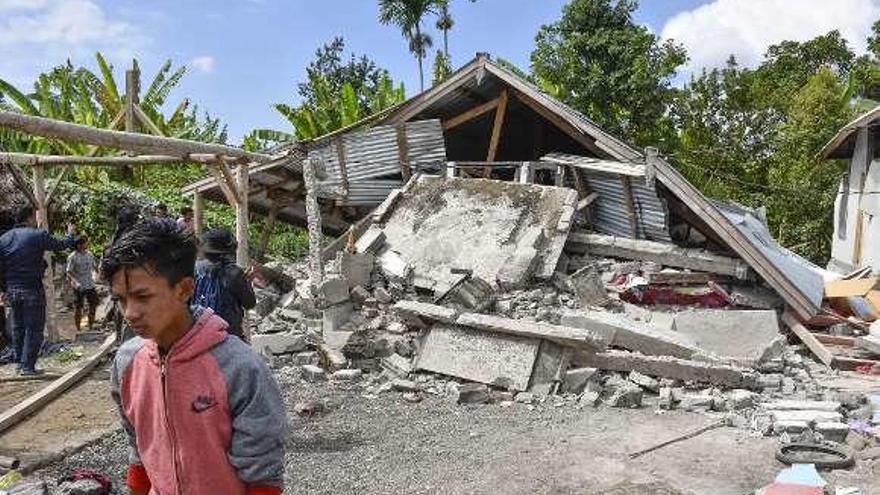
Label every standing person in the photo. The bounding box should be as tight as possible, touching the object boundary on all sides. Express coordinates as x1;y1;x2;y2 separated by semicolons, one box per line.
103;219;285;495
153;203;169;219
193;229;256;341
0;205;76;375
176;206;194;234
0;209;14;357
66;237;98;332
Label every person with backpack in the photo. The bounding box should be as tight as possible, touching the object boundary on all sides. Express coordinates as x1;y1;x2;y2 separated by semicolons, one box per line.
193;228;256;341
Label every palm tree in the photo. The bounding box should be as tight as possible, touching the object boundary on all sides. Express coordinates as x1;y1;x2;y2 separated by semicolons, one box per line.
379;0;438;91
435;0;453;57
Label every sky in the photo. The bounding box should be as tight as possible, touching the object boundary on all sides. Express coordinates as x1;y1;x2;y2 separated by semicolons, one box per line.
1;0;879;143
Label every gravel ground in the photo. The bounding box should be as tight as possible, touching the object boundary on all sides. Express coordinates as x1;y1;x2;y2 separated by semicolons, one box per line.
37;366;880;495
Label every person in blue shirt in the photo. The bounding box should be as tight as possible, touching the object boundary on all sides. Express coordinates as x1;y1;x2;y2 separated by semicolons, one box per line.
0;205;76;375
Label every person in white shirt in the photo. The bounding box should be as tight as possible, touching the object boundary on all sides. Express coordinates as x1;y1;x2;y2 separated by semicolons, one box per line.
66;237;98;331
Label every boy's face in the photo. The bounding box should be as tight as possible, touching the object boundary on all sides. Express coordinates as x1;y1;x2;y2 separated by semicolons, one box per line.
111;266;194;343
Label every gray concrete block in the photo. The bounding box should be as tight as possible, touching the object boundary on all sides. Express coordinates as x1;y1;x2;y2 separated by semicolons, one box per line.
569;264;608;306
251;332;309;356
393;300;459;325
302;364;326;382
355;225;386;254
456;312;608;350
496;247;539;291
628;371;660;393
769;410;843;423
415;323;540;391
374;287;393;304
562;367;599;394
318;277;350;306
585;350;757;389
339;252;375;289
815;421;849;443
671;309;784;366
561;310;703;359
331;369;363;381
323;302;353;333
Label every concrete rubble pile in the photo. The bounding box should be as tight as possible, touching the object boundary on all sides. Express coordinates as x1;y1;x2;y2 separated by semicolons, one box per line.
247;175;880;460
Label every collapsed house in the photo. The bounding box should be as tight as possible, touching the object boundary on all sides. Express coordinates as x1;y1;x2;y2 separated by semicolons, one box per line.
184;54;880;443
820;105;880;275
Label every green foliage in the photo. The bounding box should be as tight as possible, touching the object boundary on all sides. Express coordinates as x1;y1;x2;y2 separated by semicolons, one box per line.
255;40;405;142
531;0;687;148
432;50;452;85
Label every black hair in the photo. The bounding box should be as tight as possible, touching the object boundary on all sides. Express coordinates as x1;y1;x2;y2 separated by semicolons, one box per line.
101;218;197;286
180;206;193;215
14;204;34;224
156;203;168;211
75;236;88;248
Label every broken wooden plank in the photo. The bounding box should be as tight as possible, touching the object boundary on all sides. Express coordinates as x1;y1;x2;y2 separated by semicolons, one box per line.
485;89;509;169
0;333;116;435
825;278;877;298
782;311;833;367
576;192;599;211
566;232;751;279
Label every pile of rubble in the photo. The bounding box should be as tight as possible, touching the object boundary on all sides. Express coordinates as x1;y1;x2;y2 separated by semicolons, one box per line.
247;175;879;463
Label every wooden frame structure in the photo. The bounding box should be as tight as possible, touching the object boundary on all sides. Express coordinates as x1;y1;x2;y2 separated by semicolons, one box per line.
0;63;272;341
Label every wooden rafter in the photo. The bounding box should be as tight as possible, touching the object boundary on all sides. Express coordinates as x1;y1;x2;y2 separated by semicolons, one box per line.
509;90;607;158
45;164;71;204
133;105;165;137
442;95;502;131
0;151;240;167
0;111;270;162
484;89;509;178
209;162;239;206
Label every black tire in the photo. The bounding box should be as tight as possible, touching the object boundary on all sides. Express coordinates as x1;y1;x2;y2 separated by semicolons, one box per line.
775;442;855;470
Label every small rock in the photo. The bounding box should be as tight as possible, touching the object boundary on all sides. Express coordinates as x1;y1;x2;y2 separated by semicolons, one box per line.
301;364;327;382
606;383;643;408
456;383;489;405
391;378;420;392
332;369;363;381
403;392;423;403
386;321;408;334
350;285;371;304
679;393;714;411
628;371;660;393
57;479;104;495
580;390;601;407
294;400;324;417
515;392;536;404
292;351;320;366
374;287;393;304
725;389;757;411
394;339;414;358
490;389;515;403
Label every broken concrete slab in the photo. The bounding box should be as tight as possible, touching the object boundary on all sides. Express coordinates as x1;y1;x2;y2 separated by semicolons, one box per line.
605;379;643;408
415;324;540;391
373;188;403;223
562;367;599;394
251;332;309;357
628;371;660;393
772;420;810;435
815;422;849;443
318;277;350;306
338;252;374;289
769;410;843;423
437;275;494;312
566;232;751;279
761;400;842;412
355;225;386;254
456;312;608;351
331;369;363;382
374;176;577;291
318;343;348;371
378;250;410;281
671;309;784;366
561;310;703;359
393;300;459;325
569;264;608;306
380;353;413;377
584;350;758;389
322;302;353;333
496;247;539;291
528;341;567;394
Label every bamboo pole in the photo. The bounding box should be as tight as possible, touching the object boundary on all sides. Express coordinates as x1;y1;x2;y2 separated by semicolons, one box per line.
0;111;271;162
193;192;204;238
0;152;240;167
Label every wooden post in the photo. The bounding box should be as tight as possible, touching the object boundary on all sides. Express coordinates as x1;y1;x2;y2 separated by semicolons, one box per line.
620;176;639;239
33;165;58;342
235;164;249;268
257;204;279;262
192;192;204;238
395;124;412;181
125;60;140;135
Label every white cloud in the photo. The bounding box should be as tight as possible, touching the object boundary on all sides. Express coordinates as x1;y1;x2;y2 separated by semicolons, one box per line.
189;55;216;73
662;0;880;75
0;0;146;86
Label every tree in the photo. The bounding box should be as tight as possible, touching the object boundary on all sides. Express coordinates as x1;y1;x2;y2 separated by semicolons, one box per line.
531;0;686;147
379;0;438;91
254;41;405;142
432;50;452;85
435;0;453;57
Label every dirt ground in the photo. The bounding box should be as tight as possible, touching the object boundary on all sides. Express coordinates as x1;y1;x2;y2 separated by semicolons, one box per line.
36;368;880;495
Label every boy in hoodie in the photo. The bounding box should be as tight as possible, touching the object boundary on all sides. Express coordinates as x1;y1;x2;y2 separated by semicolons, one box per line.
104;219;286;495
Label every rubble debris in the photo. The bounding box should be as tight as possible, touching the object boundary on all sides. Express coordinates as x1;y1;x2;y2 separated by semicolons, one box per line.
671;309;784;366
455;312;608;350
569;264;608;306
369;176;577;293
584;350;758;389
354;225;386;254
456;382;490;405
604;376;643;408
566;232;752;279
561;367;599;395
393;300;458;325
528;341;568;394
762;400;842;412
301;365;327;382
628;371;660;393
561;310;703;359
436;274;494;312
415;324;539;391
331;369;363;382
318;343;348;371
